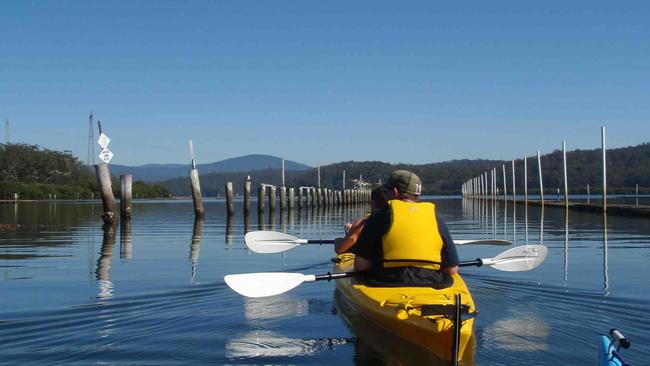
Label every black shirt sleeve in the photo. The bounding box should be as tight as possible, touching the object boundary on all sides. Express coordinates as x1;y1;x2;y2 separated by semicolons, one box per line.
436;214;459;267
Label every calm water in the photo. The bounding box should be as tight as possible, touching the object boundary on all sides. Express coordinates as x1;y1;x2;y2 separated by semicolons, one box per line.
1;198;649;365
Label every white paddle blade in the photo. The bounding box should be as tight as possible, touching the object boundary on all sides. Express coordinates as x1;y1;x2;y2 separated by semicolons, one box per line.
244;231;302;254
455;239;512;246
224;273;308;298
488;245;548;272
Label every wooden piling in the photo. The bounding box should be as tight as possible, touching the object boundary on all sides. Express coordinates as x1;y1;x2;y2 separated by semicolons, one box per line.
537;150;544;205
512;160;517;202
95;163;117;224
258;184;266;212
562;141;569;207
189;168;204;218
305;188;312;207
524;155;528;204
226;181;234;216
289;187;295;210
502;164;507;200
244;179;251;215
120;174;132;220
280;186;287;210
269;185;277;212
601;126;607;212
188;140;204;218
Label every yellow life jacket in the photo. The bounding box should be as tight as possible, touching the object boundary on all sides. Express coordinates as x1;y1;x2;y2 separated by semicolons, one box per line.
381;200;443;270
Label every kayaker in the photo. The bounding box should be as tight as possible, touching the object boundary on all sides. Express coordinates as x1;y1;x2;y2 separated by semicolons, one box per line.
334;187;388;254
352;170;459;287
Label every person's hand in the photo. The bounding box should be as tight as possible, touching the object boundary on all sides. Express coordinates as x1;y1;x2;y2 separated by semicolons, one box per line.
344;223;353;233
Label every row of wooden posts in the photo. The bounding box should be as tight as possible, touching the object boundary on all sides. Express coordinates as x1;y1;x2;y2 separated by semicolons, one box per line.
94;163;370;224
190;172;371;218
461;126;614;212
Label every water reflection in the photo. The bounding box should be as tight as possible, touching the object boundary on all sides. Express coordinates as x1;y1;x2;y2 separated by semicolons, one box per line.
269;211;276;231
96;224;116;299
244;295;309;324
226;330;352;360
225;215;233;245
120;219;132;259
603;213;609;295
563;209;568;283
244;212;251;233
226;330;320;358
190;218;203;283
481;316;550;352
258;212;264;231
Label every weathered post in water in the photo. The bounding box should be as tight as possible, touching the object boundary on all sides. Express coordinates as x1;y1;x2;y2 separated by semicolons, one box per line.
269;185;277;212
504;160;517;202
562;141;569;208
95;121;117;224
502;164;507;201
188;140;204;218
120;174;132;220
96;163;117;224
537;150;544;205
524;155;528;205
601;126;607;212
226;181;234;216
258;184;266;213
289;187;295;210
280;186;287;211
305;187;312;208
244;177;251;215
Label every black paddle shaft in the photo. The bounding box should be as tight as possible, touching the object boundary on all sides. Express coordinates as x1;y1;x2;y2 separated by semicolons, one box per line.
313;271;362;281
459;259;484;268
306;239;336;244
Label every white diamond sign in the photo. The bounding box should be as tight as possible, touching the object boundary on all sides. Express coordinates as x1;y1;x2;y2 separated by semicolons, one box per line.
98;133;111;149
99;148;114;164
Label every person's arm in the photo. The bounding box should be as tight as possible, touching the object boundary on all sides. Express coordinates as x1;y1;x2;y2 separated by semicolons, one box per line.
351;208;389;272
334;219;365;254
437;214;459;274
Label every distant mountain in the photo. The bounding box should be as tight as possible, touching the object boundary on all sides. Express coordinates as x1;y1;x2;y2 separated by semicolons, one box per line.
159;143;650;196
109;154;312;182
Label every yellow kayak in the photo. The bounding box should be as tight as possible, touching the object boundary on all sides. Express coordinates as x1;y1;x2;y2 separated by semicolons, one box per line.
334;253;476;364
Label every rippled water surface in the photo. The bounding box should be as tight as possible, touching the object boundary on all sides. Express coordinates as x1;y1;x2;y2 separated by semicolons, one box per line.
1;198;649;365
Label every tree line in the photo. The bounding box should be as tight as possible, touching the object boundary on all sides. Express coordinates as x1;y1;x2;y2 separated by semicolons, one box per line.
0;143;171;199
160;143;650;196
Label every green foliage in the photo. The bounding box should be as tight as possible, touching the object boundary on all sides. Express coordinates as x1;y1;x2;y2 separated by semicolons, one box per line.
161;143;650;196
0;143;170;199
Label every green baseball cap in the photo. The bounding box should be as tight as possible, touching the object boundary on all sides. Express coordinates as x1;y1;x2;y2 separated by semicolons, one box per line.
385;170;422;196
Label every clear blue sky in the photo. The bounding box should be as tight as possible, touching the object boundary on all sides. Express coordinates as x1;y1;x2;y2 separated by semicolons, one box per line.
2;1;649;166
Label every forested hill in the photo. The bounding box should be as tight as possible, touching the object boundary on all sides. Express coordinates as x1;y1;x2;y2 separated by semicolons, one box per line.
160;143;650;196
0;143;170;199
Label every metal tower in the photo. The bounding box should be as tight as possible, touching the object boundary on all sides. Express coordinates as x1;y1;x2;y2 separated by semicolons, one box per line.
4;119;9;144
87;111;95;166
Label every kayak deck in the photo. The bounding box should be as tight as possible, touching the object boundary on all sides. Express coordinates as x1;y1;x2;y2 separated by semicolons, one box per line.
334;253;476;363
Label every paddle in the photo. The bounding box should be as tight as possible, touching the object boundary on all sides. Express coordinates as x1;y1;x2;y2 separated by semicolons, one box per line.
224;244;548;297
244;231;512;254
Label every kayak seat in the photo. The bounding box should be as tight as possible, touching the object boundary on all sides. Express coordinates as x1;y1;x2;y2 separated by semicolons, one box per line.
362;266;454;290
